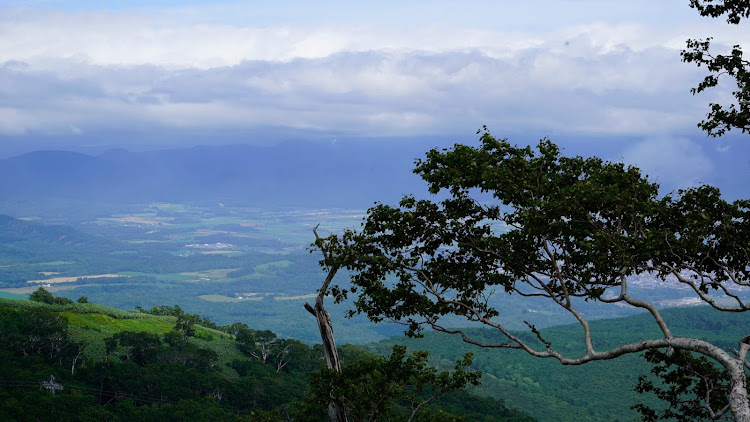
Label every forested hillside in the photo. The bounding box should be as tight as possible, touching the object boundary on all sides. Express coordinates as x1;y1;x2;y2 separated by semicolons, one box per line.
0;295;533;421
367;306;750;422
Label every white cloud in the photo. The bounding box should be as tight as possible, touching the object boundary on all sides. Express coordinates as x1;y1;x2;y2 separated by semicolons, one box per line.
0;4;742;142
0;7;736;69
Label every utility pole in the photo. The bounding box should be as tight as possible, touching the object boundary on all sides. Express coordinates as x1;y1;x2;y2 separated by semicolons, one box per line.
40;375;64;396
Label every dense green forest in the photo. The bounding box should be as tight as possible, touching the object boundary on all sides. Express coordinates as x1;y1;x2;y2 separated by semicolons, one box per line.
4;288;745;421
368;306;750;422
0;293;533;421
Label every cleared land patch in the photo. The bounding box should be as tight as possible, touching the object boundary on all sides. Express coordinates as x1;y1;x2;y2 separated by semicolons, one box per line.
62;312;174;335
198;294;249;303
0;291;27;299
0;285;80;295
181;268;237;279
27;274;124;284
255;260;293;271
100;215;172;225
195;229;232;235
118;271;193;282
32;261;74;267
274;294;317;301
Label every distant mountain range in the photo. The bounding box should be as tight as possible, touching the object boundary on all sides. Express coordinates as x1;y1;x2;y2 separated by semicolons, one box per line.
0;141;435;208
2;136;748;208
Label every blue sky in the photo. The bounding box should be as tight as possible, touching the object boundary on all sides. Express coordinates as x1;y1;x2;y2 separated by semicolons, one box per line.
0;0;748;193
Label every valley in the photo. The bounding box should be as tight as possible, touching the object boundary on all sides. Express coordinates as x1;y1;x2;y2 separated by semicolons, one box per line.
0;199;744;345
1;199;748;420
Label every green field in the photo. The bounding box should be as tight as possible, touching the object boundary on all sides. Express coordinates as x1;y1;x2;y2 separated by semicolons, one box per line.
61;311;175;335
255;260;293;271
0;291;26;299
198;294;248;302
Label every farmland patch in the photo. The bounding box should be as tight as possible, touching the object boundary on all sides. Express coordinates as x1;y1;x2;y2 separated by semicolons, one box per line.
27;274;124;284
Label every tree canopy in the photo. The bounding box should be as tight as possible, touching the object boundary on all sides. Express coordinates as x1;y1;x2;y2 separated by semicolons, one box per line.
684;0;750;136
300;345;483;422
320;130;750;421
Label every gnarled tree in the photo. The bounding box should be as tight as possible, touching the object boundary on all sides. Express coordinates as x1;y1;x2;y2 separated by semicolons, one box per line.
319;131;750;421
684;0;750;136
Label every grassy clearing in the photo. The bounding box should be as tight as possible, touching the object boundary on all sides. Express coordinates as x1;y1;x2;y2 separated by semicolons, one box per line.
115;269;241;283
0;298;160;320
62;311;175;335
106;215;171;225
0;285;81;294
117;271;193;282
61;310;234;367
255;260;294;271
181;268;238;279
198;294;243;303
201;250;240;255
275;294;317;301
27;273;124;284
148;203;186;212
31;261;74;267
195;229;232;236
0;291;26;299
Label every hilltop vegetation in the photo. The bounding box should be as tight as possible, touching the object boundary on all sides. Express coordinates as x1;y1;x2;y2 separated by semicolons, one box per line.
0;294;533;421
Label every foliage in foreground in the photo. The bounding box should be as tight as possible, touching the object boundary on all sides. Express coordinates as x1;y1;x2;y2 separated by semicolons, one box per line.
634;347;750;421
684;0;750;136
0;297;532;421
300;345;482;421
318;131;750;420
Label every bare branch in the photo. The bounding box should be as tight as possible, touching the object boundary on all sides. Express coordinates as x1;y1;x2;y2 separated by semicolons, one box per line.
618;275;673;339
670;268;750;312
524;321;552;349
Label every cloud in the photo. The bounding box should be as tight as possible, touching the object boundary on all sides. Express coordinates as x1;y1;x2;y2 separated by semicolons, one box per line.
620;137;715;189
0;6;741;143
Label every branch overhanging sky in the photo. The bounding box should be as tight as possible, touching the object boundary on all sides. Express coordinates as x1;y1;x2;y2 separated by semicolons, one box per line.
0;0;748;191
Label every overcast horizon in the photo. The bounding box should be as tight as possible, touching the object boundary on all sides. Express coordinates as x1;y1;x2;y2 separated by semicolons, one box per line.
0;0;748;194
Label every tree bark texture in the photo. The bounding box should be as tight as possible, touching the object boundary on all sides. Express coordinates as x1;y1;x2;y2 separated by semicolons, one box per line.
305;264;347;422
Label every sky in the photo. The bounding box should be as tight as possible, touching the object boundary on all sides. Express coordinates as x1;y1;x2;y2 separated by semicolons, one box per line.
0;0;748;193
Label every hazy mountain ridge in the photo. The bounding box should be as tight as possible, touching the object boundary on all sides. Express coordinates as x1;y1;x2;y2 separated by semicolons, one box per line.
0;141;430;208
0;214;108;246
2;136;750;208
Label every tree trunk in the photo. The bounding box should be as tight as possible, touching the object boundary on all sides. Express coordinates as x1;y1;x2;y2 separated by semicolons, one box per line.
662;337;750;422
306;297;342;371
305;265;347;422
728;337;750;422
728;360;750;422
